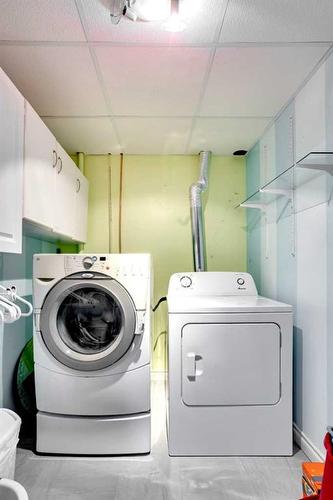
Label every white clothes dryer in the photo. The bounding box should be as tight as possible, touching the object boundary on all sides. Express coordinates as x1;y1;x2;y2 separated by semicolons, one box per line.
167;272;293;456
33;253;151;455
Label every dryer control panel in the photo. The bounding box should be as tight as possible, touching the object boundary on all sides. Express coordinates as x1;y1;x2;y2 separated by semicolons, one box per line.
169;272;258;296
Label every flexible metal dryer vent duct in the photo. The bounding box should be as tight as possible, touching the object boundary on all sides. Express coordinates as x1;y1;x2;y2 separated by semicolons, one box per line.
189;151;212;272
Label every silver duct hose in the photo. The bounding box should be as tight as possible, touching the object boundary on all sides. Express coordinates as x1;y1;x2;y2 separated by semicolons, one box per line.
189;151;212;272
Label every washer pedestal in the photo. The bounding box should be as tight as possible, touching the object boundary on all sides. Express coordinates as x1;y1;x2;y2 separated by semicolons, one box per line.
36;412;151;455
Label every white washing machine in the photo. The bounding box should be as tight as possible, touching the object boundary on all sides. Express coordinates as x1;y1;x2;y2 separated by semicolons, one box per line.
33;253;151;455
167;272;293;456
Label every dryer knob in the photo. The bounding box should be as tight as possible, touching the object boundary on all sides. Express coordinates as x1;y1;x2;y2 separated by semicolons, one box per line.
180;276;192;288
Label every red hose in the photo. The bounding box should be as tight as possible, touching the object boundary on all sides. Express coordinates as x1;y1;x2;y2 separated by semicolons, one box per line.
319;433;333;499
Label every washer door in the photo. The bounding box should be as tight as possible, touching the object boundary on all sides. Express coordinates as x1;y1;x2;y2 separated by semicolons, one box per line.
40;278;136;371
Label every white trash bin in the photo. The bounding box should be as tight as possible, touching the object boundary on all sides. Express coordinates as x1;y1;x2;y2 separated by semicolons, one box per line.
0;478;29;500
0;409;21;480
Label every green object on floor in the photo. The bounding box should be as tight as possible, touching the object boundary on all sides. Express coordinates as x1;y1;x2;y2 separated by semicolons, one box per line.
16;338;36;416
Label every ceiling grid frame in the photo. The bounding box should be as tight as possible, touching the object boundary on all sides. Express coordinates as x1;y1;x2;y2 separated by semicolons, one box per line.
184;0;231;153
0;40;331;48
0;0;332;154
74;0;122;149
244;42;333;155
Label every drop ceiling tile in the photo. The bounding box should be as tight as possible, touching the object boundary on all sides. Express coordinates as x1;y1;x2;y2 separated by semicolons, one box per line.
0;0;85;41
200;46;329;117
115;117;192;154
79;0;227;44
220;0;333;43
188;117;270;155
95;46;211;116
0;46;107;116
43;117;120;154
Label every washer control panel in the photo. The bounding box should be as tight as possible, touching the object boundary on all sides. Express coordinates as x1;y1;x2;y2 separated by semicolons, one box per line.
64;255;149;278
65;255;112;274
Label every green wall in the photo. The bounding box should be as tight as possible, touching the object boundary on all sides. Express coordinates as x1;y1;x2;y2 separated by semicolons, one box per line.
83;154;247;371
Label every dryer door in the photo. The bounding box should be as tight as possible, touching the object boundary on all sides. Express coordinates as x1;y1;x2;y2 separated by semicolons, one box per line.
40;277;136;371
181;323;281;406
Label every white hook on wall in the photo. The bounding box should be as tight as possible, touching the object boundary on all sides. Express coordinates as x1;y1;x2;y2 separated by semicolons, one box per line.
9;286;33;317
0;285;33;322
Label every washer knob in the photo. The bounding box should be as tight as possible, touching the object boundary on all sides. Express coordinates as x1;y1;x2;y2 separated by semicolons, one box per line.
180;276;192;288
237;277;245;286
82;256;94;270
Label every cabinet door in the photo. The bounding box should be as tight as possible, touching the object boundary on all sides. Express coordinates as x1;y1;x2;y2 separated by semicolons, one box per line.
24;102;57;228
53;143;77;238
73;170;89;243
0;68;24;253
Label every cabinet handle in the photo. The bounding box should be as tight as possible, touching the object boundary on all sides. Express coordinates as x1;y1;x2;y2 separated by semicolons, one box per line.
57;157;62;174
52;150;57;168
76;178;81;193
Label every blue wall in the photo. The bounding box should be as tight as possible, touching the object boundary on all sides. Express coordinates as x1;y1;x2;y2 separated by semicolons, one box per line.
326;54;333;429
246;143;261;291
245;54;333;457
275;101;297;307
0;235;76;409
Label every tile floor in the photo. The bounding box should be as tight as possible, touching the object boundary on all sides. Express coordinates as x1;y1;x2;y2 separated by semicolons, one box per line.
15;380;306;500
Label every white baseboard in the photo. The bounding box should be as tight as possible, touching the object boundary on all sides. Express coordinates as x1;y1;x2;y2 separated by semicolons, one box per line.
293;423;325;461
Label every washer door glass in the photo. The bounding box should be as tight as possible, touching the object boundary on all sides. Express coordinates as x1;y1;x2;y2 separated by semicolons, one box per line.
57;287;122;355
40;278;136;371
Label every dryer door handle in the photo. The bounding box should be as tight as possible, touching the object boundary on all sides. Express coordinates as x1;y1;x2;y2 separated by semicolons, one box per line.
185;352;196;380
135;311;146;335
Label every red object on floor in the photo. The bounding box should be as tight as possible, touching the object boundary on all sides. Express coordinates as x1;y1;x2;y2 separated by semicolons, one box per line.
320;433;333;499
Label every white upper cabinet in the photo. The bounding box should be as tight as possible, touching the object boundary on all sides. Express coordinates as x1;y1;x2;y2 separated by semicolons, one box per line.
24;104;89;243
0;68;24;254
24;102;57;228
295;63;326;162
0;66;88;250
73;169;89;244
53;143;77;238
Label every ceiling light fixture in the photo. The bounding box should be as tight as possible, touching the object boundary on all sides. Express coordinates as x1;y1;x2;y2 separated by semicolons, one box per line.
110;0;171;24
130;0;170;21
163;0;186;32
110;0;130;24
